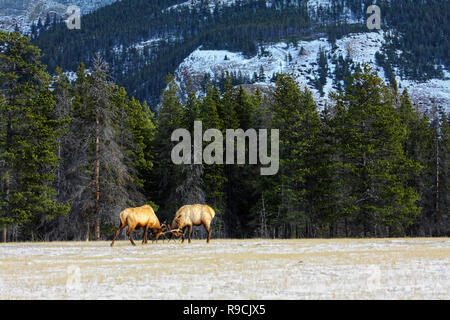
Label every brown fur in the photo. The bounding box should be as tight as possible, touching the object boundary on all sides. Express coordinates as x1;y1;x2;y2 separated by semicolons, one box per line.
171;204;216;243
111;205;162;246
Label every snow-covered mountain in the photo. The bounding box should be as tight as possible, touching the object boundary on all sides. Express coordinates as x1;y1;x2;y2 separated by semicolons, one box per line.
0;0;117;33
175;30;449;111
164;1;449;111
1;0;448;111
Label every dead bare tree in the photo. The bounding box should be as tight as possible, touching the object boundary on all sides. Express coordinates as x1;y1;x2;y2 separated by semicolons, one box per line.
53;55;146;241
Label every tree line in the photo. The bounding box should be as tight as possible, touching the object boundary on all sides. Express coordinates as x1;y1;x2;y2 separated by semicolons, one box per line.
0;31;448;241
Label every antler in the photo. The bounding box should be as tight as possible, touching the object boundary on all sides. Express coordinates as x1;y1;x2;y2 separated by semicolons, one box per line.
161;228;182;236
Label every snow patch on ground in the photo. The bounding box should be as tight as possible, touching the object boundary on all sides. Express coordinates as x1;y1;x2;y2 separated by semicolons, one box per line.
0;239;448;299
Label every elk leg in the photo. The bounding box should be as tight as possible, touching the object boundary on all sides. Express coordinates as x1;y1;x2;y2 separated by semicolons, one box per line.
181;227;186;243
127;226;136;246
111;224;126;247
142;225;149;244
154;230;162;243
204;224;211;243
188;225;193;244
159;233;165;244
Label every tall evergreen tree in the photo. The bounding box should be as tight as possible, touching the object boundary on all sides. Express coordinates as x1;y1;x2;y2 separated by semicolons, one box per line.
396;89;435;236
266;74;322;238
0;31;69;241
199;84;227;236
426;106;449;236
153;74;186;221
331;65;421;236
177;82;205;206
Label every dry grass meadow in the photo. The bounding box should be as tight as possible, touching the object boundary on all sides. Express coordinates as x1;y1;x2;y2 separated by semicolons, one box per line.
0;238;448;299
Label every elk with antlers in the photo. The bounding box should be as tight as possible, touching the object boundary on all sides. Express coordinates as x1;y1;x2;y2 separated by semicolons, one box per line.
110;204;166;246
169;204;216;243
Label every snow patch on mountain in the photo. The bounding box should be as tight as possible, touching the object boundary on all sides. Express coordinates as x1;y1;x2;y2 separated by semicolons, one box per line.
400;71;450;112
175;30;449;111
166;0;238;12
175;31;381;104
166;0;341;16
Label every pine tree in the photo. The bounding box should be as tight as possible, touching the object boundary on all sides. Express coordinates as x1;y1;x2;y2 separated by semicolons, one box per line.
426;106;449;236
315;47;329;96
231;86;263;236
120;94;156;199
396;89;434;236
0;31;69;241
331;65;421;236
267;74;322;238
199;84;227;235
177;81;205;206
219;74;238;129
438;111;449;236
110;85;156;208
259;66;266;82
153;74;186;221
310;105;343;237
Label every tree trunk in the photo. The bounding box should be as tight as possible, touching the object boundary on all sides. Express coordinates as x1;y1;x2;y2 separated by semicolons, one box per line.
435;133;440;236
260;194;267;238
4;165;10;243
344;218;348;238
95;217;100;240
85;221;90;242
57;142;61;198
95;111;101;240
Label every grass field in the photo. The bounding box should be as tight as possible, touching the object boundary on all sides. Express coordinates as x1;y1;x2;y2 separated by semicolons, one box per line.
0;238;448;299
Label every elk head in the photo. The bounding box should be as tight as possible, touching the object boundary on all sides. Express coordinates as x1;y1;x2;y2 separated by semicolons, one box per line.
160;223;184;241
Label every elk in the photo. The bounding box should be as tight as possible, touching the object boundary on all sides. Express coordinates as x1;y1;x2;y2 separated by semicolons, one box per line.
170;204;216;243
110;204;165;247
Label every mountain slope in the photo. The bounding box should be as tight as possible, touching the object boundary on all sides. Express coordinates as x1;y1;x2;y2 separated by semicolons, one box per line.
2;0;447;110
175;30;450;111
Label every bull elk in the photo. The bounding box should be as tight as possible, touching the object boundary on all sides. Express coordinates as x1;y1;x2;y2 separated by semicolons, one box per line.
110;204;165;247
170;204;216;243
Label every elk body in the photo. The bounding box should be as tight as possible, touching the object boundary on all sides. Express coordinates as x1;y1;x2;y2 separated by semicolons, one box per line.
111;205;164;246
170;204;215;243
